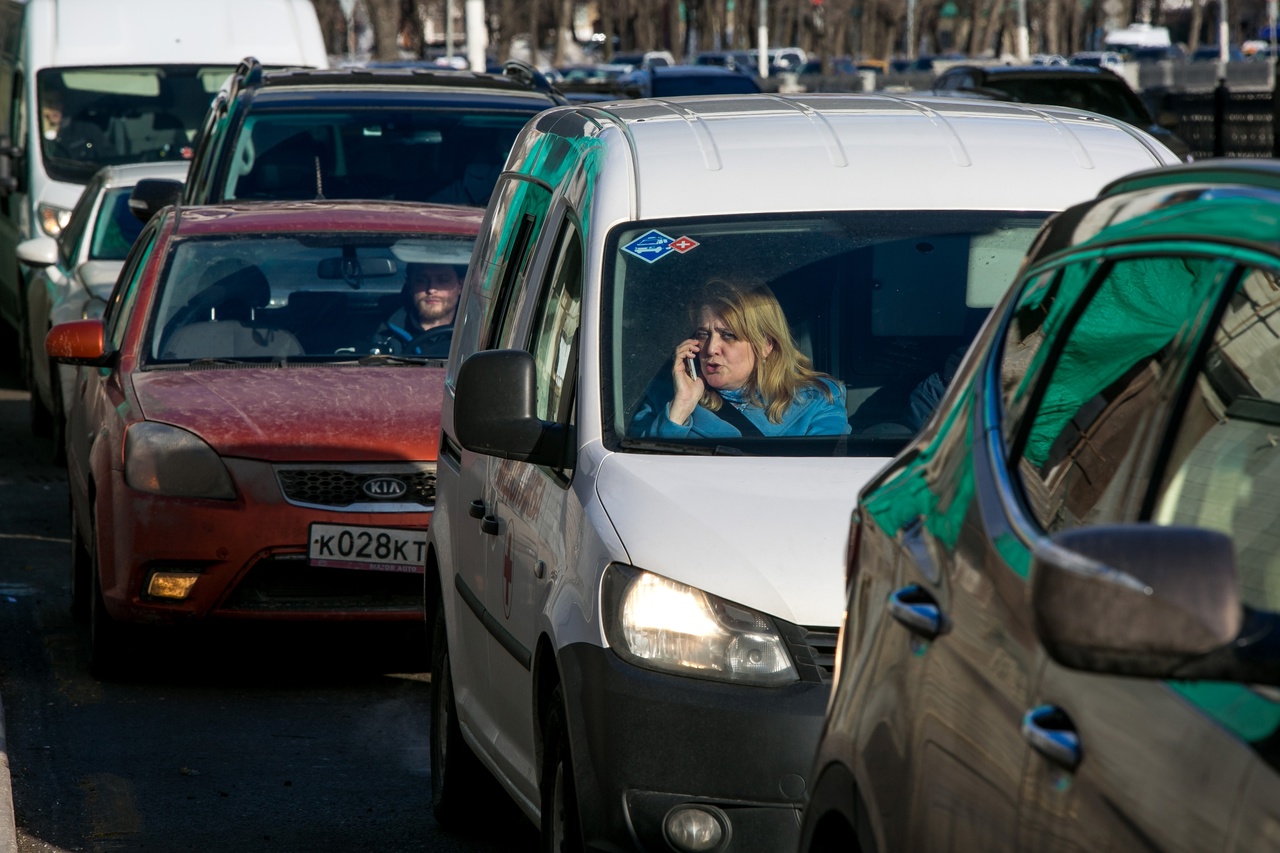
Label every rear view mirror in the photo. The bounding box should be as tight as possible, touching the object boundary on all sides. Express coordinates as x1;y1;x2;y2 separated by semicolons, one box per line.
454;349;568;467
317;257;398;280
1032;525;1242;679
45;319;109;365
128;178;184;223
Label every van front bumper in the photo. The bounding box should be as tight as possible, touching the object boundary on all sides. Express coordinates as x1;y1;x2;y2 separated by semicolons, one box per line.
558;641;830;853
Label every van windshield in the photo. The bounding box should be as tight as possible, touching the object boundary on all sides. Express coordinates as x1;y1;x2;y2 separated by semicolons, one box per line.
37;66;232;184
603;211;1049;457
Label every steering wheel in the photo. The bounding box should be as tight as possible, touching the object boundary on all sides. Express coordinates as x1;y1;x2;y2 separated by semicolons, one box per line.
405;326;454;358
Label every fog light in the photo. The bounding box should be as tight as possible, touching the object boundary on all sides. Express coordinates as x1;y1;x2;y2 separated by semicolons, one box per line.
663;805;726;852
147;571;200;600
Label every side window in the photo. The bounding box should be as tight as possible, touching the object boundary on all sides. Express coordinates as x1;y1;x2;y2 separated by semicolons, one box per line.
1154;265;1280;613
527;221;583;427
105;226;158;351
57;181;96;267
1002;254;1227;532
184;98;228;204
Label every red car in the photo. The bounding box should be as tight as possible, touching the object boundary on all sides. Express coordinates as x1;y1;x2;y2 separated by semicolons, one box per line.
46;201;482;677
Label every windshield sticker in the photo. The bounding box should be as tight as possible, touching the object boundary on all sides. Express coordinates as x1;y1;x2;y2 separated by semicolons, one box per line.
622;230;700;263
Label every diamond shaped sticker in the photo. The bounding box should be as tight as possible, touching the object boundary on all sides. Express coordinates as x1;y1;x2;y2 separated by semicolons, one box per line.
622;229;675;264
670;235;699;254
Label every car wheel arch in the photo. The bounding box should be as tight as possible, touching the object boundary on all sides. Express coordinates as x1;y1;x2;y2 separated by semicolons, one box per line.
531;634;560;772
423;543;441;665
802;762;878;853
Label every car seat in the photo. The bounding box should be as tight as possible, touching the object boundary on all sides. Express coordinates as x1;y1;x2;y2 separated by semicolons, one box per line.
162;261;304;359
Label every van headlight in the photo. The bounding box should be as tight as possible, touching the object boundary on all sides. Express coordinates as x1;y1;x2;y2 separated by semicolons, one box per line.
601;564;798;686
124;422;236;499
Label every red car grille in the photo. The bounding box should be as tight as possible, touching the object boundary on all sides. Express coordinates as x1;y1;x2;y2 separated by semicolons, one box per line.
275;466;436;508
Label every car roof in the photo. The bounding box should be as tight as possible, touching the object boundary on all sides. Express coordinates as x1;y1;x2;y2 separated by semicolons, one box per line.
1024;160;1280;264
956;64;1117;80
650;65;752;77
168;200;485;237
565;93;1179;218
242;67;558;109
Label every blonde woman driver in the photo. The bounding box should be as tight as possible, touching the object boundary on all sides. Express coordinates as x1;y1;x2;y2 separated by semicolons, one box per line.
632;279;851;438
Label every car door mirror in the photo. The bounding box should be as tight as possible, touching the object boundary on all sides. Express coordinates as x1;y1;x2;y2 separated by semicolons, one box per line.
128;178;184;224
17;236;57;268
454;349;568;467
45;319;110;365
1032;525;1242;678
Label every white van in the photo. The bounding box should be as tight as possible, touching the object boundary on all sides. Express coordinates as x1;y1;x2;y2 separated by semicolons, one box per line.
426;93;1180;851
0;0;327;376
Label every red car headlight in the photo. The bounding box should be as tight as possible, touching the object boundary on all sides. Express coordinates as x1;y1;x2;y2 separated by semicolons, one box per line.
124;422;236;499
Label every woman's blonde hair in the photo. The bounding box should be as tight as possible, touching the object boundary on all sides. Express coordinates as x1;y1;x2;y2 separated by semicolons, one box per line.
693;278;835;424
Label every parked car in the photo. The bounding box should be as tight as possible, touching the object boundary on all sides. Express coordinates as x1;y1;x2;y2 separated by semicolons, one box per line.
931;64;1192;161
179;58;562;209
689;49;756;73
18;160;188;458
1069;50;1125;70
1190;43;1247;62
609;49;675;69
423;92;1178;850
617;64;763;97
800;159;1280;852
46;200;483;678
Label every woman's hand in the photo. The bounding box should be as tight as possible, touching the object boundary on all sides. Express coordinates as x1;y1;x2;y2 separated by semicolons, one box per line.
667;338;705;426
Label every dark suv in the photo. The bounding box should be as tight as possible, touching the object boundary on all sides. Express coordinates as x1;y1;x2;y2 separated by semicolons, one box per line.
931;64;1191;161
180;58;563;208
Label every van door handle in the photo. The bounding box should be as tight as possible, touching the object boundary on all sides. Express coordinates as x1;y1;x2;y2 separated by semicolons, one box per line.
480;515;500;536
887;585;943;639
1022;705;1081;771
469;499;486;519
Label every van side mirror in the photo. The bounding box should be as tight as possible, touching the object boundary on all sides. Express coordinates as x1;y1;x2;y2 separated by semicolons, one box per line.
45;319;110;365
1032;525;1242;679
128;178;184;223
454;349;568;467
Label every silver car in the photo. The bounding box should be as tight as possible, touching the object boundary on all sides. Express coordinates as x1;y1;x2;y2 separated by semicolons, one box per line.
20;161;188;458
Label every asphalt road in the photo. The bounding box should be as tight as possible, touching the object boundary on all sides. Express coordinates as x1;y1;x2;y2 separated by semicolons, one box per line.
0;340;535;851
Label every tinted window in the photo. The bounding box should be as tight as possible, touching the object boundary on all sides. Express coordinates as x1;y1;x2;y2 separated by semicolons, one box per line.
987;77;1150;125
89;187;146;260
1155;265;1280;611
220;109;531;206
1007;255;1227;531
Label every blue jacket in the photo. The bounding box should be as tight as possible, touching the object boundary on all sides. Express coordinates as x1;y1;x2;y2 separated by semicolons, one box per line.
631;377;851;438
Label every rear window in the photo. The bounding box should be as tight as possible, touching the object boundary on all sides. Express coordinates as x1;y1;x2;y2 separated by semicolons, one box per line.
603;211;1048;456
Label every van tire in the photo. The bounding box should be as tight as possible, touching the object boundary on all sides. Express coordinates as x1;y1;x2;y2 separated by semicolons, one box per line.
430;595;483;828
540;684;582;853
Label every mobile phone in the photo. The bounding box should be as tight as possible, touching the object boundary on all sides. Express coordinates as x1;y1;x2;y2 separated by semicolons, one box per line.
686;357;698;380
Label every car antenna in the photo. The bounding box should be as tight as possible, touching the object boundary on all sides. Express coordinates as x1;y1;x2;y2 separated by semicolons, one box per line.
313;155;325;200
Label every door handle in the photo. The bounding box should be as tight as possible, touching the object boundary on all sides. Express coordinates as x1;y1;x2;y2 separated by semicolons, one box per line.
887;584;943;639
1022;705;1081;771
469;499;486;519
480;515;500;536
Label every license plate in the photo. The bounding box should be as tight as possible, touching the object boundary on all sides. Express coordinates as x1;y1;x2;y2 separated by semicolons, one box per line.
308;523;427;574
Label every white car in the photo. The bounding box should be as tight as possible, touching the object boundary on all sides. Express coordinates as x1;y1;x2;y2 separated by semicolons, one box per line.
19;160;188;458
425;92;1181;851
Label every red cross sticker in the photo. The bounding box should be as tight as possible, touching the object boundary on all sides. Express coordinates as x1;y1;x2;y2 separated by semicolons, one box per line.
670;236;700;253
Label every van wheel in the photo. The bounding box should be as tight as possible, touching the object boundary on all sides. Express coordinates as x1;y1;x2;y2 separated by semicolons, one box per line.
430;595;483;828
69;499;91;623
541;684;582;853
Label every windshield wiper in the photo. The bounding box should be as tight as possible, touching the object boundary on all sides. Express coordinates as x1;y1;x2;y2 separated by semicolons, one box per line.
618;439;745;456
354;353;443;366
